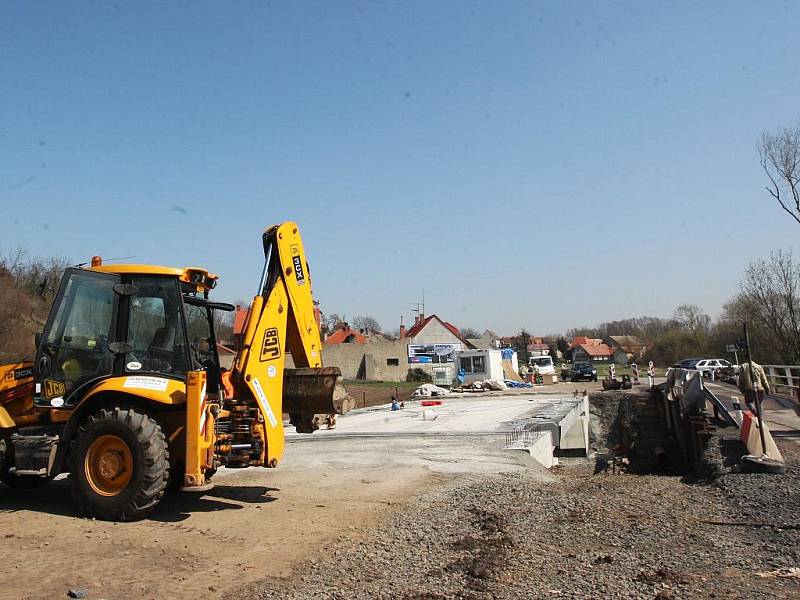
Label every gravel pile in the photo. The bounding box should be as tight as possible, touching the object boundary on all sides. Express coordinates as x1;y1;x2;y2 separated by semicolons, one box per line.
237;437;800;600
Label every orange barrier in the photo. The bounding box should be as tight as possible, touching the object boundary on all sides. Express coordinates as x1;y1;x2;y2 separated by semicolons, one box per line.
740;411;783;461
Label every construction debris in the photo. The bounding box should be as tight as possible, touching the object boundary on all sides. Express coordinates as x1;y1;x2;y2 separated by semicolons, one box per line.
410;383;450;398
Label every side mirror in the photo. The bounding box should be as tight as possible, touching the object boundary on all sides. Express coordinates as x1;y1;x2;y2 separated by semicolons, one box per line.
36;354;52;378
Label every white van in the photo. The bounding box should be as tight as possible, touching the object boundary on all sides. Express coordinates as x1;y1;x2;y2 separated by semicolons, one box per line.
529;355;556;375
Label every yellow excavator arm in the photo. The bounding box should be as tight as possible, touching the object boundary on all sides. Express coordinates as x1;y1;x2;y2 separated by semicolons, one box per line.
230;222;352;466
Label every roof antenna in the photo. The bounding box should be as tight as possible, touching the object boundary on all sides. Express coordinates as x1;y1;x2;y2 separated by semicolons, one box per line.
105;255;136;262
75;255;136;267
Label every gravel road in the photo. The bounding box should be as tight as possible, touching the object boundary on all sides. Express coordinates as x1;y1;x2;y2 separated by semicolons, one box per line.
239;436;800;600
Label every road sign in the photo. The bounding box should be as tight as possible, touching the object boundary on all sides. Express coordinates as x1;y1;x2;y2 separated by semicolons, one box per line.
726;344;738;353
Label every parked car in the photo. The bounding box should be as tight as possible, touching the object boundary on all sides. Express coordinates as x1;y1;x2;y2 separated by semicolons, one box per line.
695;358;738;378
529;355;556;375
672;358;701;369
569;362;597;382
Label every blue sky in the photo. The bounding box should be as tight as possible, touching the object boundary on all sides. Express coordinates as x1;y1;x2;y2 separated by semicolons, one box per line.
2;1;798;335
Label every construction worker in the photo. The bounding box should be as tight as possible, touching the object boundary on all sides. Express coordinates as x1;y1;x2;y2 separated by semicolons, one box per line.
531;362;542;385
738;359;771;415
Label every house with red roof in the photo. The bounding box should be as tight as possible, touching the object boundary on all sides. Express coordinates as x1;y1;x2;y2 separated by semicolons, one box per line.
572;343;614;363
569;336;603;349
402;314;472;348
325;324;367;345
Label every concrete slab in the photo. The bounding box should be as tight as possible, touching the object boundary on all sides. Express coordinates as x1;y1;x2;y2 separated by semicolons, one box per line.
286;393;586;471
286;394;548;438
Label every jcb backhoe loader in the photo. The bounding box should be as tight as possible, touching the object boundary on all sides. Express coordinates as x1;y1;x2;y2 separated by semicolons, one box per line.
0;222;352;520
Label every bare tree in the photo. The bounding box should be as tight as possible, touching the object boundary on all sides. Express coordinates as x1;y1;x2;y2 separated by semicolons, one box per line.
352;315;382;333
460;327;480;339
673;304;711;349
760;125;800;225
0;249;70;361
738;249;800;364
322;312;344;332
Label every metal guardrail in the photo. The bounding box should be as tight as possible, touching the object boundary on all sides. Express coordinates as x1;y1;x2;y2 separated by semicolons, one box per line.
763;365;800;398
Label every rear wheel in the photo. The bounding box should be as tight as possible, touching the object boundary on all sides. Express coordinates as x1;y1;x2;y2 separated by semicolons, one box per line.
70;407;169;521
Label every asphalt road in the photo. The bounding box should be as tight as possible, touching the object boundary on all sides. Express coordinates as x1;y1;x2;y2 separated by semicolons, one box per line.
704;378;800;442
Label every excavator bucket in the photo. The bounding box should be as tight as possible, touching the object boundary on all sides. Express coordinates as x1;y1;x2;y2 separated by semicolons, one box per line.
283;367;355;416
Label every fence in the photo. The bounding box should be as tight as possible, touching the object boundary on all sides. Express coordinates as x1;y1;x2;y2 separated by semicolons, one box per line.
763;365;800;399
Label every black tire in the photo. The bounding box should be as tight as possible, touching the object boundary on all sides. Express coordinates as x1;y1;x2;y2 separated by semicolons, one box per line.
70;407;169;521
740;454;787;475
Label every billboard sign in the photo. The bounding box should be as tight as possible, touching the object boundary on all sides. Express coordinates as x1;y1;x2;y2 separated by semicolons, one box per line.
408;343;462;364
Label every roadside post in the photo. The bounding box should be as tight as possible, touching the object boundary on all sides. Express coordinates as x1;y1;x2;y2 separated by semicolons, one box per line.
631;363;639;385
647;361;655;388
609;363;616;380
743;323;767;456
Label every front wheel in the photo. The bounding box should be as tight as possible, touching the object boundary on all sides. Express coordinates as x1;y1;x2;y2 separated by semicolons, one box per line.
70;407;169;521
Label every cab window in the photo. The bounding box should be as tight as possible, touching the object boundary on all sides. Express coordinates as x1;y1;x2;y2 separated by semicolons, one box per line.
125;277;189;377
41;270;117;399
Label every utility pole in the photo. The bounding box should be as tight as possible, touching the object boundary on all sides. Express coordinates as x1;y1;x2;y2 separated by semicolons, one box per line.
743;323;768;457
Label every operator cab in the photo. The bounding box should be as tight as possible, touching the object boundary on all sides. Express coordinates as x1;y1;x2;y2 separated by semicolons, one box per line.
33;261;234;408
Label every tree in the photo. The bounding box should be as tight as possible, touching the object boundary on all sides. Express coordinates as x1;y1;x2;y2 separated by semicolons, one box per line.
0;249;70;362
713;299;782;364
760;125;800;225
213;308;234;344
460;327;480;339
549;346;560;362
673;304;710;350
322;312;344;333
643;329;696;366
352;315;382;333
737;249;800;364
513;328;532;364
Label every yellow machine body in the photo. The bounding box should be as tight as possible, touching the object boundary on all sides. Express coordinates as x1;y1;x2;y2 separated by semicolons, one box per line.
0;222;351;519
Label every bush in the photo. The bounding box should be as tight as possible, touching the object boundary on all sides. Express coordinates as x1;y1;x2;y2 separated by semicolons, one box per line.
405;368;432;383
0;249;69;363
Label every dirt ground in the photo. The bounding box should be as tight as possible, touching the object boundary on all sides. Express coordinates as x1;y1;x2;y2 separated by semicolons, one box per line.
0;442;441;600
239;442;800;600
0;380;674;600
0;418;542;600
